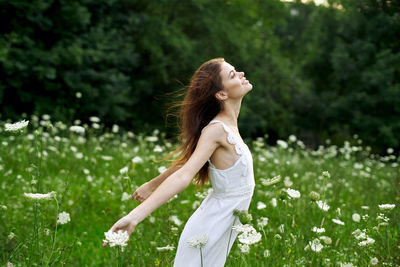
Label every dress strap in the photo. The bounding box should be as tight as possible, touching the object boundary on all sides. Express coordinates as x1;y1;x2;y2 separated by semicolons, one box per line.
201;119;243;155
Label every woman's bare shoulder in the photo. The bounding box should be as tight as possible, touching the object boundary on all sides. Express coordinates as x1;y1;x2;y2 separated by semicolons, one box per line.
200;122;226;145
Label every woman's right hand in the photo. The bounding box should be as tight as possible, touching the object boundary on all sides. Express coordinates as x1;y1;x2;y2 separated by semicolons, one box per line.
132;182;155;202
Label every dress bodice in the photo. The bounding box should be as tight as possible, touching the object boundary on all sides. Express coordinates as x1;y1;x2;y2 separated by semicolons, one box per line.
201;120;255;199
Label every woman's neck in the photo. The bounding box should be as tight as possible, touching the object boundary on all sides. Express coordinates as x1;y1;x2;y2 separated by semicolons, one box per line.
216;99;242;129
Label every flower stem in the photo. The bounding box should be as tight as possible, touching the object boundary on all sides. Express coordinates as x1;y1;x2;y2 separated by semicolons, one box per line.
45;196;59;267
200;247;203;267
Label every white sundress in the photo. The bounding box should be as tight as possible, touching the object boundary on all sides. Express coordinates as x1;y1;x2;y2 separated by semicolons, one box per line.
173;119;256;267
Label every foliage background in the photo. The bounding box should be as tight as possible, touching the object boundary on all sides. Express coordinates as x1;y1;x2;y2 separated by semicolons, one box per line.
0;0;399;152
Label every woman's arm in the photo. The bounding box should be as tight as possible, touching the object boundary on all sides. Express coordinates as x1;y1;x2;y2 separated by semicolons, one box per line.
107;124;224;236
132;164;181;202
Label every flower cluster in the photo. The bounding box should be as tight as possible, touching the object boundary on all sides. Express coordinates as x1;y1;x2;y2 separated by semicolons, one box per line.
5;120;29;132
187;234;208;248
23;191;56;201
103;230;130;251
57;211;71;225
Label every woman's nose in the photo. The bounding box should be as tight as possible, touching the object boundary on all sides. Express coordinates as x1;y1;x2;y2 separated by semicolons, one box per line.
239;71;245;78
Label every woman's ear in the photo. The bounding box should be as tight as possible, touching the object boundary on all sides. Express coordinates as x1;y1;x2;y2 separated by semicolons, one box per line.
215;90;228;101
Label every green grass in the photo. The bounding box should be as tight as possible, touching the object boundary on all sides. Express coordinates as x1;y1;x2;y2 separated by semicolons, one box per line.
0;115;399;266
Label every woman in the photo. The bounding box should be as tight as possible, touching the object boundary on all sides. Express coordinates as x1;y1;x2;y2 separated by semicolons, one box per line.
105;58;255;266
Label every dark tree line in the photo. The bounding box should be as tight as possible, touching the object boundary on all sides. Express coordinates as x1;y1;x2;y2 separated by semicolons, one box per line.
0;0;399;153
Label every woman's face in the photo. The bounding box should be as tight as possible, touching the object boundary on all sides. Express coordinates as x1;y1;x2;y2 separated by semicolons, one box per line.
219;61;252;100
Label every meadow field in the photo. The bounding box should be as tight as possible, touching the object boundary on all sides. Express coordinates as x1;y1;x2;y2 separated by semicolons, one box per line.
0;115;399;266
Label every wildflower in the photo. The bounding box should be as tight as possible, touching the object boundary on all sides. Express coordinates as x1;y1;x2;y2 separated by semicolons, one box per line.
238;243;250;253
284;176;293;187
378;204;395;210
145;136;158;142
187;234;208;248
358;237;375;246
257;217;269;228
121;192;131;201
8;232;15;240
261;175;281;186
237;227;261;245
352;213;361;222
257;201;266;210
319;236;332;245
277;140;288;149
156;245;175;251
309;238;323;252
312;227;325;234
263;249;270;257
101;155;113;161
316;200;330;211
103;230;129;251
5;120;29;132
271;198;277;207
76;92;82;98
112;124;119;133
233;210;252;224
69;126;85;134
153;145;163;152
322;171;330;178
23;191;56;201
289;135;297;142
286;188;301;198
57;211;71;225
370;257;378;265
132;156;143;163
169;215;182;226
361;206;369;210
309;191;320;201
158;166;167;174
278;224;284;233
332;219;345;225
89;116;100;123
119;166;128;175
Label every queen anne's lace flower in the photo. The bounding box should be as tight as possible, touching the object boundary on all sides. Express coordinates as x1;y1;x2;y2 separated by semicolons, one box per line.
69;126;85;134
187;234;208;248
24;191;56;201
103;230;129;251
286;188;301;198
5;120;29;132
378;204;395;210
233;224;262;245
316;200;330;211
309;238;323;252
57;211;71;225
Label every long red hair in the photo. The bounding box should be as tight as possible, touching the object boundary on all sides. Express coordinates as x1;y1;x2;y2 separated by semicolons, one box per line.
163;58;225;187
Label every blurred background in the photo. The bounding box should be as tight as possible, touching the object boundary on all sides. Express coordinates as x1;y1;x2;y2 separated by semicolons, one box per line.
0;0;399;153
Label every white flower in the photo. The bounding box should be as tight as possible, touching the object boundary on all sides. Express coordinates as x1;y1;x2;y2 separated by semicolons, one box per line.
271;198;277;207
69;126;85;134
257;217;269;228
233;224;262;245
261;175;281;186
101;155;113;161
121;192;131;201
319;235;332;245
132;156;143;163
358;237;375;246
238;243;250;253
352;213;361;222
332;219;345;225
187;234;208;248
119;166;128;174
112;124;119;133
316;200;330;211
145;136;158;142
309;238;323;252
387;148;393;154
57;211;71;225
156;245;175;251
289;135;297;142
153;145;163;152
263;249;270;257
158;166;167;174
277;140;288;149
370;257;378;265
5;120;29;132
284;176;293;187
169;215;182;226
378;204;395;210
286;188;301;198
103;230;129;251
257;201;266;210
89;116;100;123
24;191;56;201
322;171;330;178
312;227;325;234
